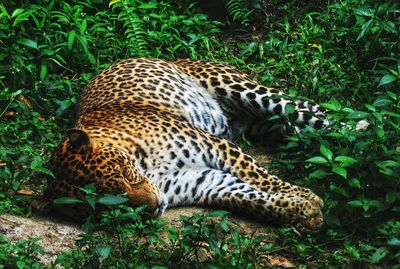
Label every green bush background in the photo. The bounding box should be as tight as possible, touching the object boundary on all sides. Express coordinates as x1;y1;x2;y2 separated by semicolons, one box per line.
0;0;399;267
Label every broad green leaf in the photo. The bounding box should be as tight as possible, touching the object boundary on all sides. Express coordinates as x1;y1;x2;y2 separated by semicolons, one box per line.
109;0;122;6
372;112;383;122
54;197;83;205
349;178;361;189
138;3;157;9
18;38;38;50
373;98;392;107
364;104;376;112
78;183;96;194
252;235;268;245
342;107;355;113
40;63;47;80
334;156;357;166
29;156;42;168
355;8;374;17
332;166;347;178
220;218;229;232
320;99;341;111
30;156;55;178
241;42;257;57
149;235;158;244
80;19;87;35
379;168;395;176
347;200;363;207
13;11;30;26
11;89;23;98
309;169;329;179
368;200;383;209
0;4;10;18
97;194;129;206
374;127;385;138
306;156;328;164
357;19;373;41
371;247;388;264
378;74;397;87
11;8;24;18
87;52;97;66
208;210;229;218
384;21;397;33
320;103;337;111
87;196;96;210
330;99;342;111
382;110;400;118
378;160;400;169
259;243;274;251
387;91;398;100
346;245;360;259
76;35;88;53
0;148;14;155
82;218;95;234
347;111;369;120
67;30;76;50
97;244;112;259
388;238;400;246
285;103;296;114
16;261;25;269
385;192;398;204
320;144;333;161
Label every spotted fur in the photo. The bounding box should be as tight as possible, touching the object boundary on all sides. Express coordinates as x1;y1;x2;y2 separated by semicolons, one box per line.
48;58;326;231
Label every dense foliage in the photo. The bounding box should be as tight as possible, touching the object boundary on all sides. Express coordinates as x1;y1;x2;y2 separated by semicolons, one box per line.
0;0;399;267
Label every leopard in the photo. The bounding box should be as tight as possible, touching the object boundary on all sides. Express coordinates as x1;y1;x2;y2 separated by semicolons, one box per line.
47;58;332;232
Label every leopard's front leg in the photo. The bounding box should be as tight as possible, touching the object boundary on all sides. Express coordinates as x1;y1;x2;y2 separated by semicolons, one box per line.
202;134;324;211
156;168;323;232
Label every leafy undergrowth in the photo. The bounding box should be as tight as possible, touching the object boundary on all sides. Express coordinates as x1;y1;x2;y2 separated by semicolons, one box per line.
0;0;399;268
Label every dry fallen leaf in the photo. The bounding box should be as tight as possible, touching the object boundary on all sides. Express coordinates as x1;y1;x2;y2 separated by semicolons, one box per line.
17;189;34;195
5;111;15;117
18;95;33;109
265;255;295;268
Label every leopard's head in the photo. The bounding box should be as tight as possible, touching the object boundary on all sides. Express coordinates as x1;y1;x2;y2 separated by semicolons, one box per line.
47;129;167;218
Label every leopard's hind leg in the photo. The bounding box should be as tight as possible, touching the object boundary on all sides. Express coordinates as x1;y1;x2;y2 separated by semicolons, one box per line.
173;59;328;139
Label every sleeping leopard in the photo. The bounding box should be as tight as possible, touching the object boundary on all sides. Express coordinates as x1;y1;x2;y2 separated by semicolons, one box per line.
47;58;335;232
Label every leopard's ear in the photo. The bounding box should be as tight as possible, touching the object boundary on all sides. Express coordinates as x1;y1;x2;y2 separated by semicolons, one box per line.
67;129;90;148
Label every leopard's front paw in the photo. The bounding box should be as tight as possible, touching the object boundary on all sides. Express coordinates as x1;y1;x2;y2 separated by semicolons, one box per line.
291;198;324;233
300;202;324;231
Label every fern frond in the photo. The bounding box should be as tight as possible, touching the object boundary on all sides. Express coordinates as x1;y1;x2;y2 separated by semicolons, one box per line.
114;1;148;56
226;0;252;25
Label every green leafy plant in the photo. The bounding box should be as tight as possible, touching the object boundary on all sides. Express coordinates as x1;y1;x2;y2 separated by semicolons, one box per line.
1;0;399;267
0;236;44;269
53;208;270;268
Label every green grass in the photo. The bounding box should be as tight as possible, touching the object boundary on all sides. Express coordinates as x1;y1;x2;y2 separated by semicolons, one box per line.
0;0;399;268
